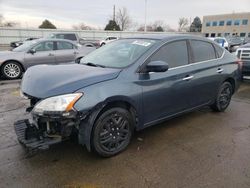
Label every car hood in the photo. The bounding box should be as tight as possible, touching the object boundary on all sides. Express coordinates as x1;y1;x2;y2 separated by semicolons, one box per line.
21;64;121;99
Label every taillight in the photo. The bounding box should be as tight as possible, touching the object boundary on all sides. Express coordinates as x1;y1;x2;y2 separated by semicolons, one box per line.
236;60;243;71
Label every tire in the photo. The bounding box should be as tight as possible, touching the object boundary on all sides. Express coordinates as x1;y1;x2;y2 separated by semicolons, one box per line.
91;107;134;157
211;82;233;112
1;61;22;79
75;57;82;64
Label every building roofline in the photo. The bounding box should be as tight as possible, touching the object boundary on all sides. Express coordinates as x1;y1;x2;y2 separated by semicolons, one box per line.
203;12;250;18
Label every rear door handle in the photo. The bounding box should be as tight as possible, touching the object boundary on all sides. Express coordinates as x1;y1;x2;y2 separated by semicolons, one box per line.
217;68;224;73
48;53;54;56
74;51;79;55
182;75;194;81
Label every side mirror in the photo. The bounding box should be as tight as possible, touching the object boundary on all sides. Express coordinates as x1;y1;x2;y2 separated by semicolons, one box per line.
142;61;169;73
28;49;36;54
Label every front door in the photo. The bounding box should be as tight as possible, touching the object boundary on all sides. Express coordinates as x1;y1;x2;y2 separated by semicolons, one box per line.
24;41;56;67
140;40;194;126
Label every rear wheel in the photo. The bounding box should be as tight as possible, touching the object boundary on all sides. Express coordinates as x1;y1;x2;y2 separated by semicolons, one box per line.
211;82;233;112
91;107;133;157
1;61;22;79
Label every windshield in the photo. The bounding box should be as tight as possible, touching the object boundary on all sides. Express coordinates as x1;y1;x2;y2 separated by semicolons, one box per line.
12;40;39;52
80;39;157;68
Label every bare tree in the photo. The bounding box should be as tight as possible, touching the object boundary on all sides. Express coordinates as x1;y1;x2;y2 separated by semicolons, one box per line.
72;22;95;30
137;20;175;32
116;7;132;31
3;21;19;27
178;17;189;32
0;14;19;27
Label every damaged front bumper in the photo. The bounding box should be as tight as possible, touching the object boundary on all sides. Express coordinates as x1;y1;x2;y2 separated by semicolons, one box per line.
14;119;62;152
14;111;81;153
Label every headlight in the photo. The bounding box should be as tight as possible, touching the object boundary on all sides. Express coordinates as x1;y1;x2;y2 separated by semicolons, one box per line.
32;93;82;115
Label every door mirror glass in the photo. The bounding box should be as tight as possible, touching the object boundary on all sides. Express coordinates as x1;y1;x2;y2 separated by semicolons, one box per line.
143;61;169;73
28;49;36;54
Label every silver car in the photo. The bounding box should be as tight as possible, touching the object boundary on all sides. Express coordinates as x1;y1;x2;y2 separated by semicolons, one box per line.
0;39;96;79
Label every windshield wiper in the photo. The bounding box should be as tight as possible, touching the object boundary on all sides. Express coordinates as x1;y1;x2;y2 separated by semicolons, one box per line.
85;62;106;68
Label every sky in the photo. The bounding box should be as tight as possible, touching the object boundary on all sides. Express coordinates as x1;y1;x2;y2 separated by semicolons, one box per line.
0;0;250;30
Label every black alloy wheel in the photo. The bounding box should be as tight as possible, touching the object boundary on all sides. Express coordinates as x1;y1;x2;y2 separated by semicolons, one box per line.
211;82;233;112
92;107;133;157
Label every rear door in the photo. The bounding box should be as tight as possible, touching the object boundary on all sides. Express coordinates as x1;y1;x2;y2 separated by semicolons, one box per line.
140;40;196;126
54;41;78;64
187;40;224;107
24;41;56;67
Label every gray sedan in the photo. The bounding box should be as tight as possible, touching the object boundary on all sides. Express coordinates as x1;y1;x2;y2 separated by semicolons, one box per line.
0;39;96;79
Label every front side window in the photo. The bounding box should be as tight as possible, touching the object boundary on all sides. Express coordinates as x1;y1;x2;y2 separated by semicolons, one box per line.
32;41;54;52
57;41;74;50
150;40;188;68
212;21;217;26
190;40;216;63
80;39;157;68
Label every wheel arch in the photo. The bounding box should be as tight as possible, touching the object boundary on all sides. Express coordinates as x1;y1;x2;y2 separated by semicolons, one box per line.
224;77;236;94
78;97;139;152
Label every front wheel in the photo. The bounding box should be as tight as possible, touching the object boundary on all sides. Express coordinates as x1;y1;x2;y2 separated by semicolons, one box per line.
211;82;233;112
91;107;133;157
1;61;22;79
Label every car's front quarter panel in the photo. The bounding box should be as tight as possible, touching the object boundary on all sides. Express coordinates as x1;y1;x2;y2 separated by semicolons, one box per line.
74;73;142;123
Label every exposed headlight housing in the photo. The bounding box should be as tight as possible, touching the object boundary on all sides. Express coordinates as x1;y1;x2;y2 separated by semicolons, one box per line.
32;93;83;116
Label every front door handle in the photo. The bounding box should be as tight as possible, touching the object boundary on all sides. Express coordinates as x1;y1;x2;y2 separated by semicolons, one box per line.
182;75;194;81
217;68;224;73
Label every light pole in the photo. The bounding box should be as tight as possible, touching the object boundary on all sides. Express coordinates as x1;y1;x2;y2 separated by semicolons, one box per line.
144;0;147;32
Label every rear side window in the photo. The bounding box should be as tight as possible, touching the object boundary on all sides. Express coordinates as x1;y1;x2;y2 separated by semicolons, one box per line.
190;40;216;63
213;44;224;58
57;41;74;50
150;40;188;68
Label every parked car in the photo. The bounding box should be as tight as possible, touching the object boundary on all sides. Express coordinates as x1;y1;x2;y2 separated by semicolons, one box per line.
236;43;250;76
99;36;118;46
208;36;243;52
48;32;100;48
15;35;241;157
0;39;95;79
10;37;38;48
209;37;229;50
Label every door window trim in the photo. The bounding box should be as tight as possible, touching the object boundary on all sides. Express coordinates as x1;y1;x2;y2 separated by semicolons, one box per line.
137;39;225;73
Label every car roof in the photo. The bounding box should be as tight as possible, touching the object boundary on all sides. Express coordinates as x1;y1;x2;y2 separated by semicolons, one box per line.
124;34;209;42
35;38;75;43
